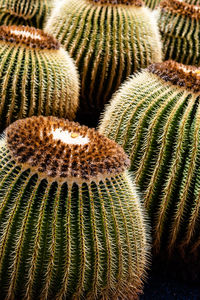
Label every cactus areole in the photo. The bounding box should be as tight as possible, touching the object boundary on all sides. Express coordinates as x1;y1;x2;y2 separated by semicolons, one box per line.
0;116;149;299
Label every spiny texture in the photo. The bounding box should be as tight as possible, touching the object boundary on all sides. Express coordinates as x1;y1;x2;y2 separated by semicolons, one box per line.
0;0;52;28
159;0;200;65
0;116;150;300
45;0;162;120
99;60;200;256
0;25;79;131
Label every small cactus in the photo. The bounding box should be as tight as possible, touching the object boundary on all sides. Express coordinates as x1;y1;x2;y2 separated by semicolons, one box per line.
159;0;200;65
0;25;79;131
0;0;52;28
99;60;200;256
0;115;150;299
45;0;162;121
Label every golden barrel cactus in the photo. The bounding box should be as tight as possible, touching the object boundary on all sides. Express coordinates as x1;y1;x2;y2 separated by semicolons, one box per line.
99;60;200;257
0;25;79;131
45;0;162;122
159;0;200;65
0;116;150;299
0;0;52;28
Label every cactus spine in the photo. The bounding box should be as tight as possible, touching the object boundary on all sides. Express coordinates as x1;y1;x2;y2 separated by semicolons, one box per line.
99;60;200;256
159;0;200;65
0;115;150;299
0;0;52;28
45;0;162;120
0;25;79;131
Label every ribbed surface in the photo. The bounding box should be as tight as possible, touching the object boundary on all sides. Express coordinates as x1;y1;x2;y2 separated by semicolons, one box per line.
99;70;200;255
159;2;200;65
143;0;160;9
0;42;79;130
0;0;52;28
0;141;149;299
45;0;162;115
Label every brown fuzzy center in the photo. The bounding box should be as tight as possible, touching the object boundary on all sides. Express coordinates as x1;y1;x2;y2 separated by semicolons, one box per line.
89;0;143;7
6;116;130;180
148;60;200;93
0;25;60;50
160;0;200;18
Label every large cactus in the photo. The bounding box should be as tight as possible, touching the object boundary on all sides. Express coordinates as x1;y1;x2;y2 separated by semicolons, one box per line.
45;0;162;123
0;0;52;28
0;115;150;299
0;25;79;131
99;60;200;256
159;0;200;65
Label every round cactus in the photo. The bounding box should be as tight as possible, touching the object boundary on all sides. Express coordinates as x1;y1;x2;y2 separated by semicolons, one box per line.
0;0;52;28
159;0;200;65
45;0;162;122
0;25;79;131
0;115;150;299
99;60;200;256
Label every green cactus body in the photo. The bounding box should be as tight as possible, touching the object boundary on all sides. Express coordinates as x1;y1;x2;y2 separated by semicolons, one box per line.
159;0;200;65
0;0;52;28
0;115;150;299
0;25;79;131
45;0;162;121
99;60;200;256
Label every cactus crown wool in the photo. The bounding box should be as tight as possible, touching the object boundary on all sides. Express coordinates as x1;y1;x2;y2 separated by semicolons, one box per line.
0;25;60;50
0;25;79;129
160;0;200;18
0;116;149;299
7;116;130;181
148;60;200;92
88;0;143;6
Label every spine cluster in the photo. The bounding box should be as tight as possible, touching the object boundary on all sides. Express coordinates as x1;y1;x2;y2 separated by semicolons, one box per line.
159;0;200;65
0;0;52;28
45;0;162;118
99;61;200;255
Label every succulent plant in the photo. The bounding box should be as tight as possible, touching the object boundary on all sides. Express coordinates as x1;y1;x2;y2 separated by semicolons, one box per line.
0;115;150;299
159;0;200;65
45;0;162;122
0;0;52;28
0;25;79;131
99;60;200;256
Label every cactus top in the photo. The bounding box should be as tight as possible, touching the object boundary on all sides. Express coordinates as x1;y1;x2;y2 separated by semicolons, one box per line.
0;25;60;50
88;0;143;7
160;0;200;18
6;116;130;182
148;60;200;93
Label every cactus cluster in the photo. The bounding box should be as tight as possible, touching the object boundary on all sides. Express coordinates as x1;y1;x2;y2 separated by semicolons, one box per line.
45;0;162;120
0;25;79;131
159;0;200;65
0;115;150;299
0;0;52;28
99;60;200;256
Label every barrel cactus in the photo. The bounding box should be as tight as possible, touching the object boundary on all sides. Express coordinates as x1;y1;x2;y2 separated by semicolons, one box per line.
0;0;52;28
0;25;79;131
0;115;150;299
99;60;200;256
45;0;162;122
159;0;200;65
